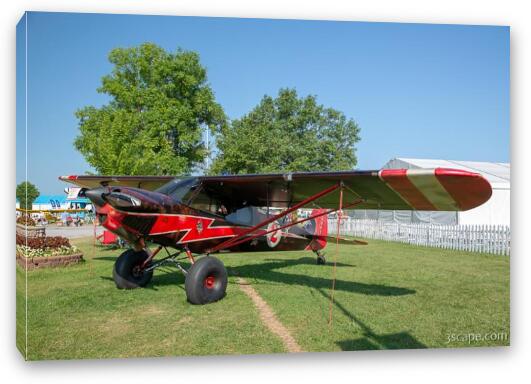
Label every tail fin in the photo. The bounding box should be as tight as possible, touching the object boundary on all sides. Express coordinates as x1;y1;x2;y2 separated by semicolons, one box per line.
306;209;368;250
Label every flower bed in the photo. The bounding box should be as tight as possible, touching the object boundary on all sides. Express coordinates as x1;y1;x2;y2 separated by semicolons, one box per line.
17;215;36;226
16;233;83;269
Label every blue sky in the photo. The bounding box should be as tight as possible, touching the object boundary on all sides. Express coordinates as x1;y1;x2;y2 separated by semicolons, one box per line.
16;12;509;194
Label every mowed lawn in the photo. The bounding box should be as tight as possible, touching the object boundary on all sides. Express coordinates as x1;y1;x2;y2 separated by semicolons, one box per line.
16;237;509;360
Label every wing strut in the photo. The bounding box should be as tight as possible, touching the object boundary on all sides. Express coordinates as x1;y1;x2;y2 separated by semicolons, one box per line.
206;183;364;254
207;183;339;253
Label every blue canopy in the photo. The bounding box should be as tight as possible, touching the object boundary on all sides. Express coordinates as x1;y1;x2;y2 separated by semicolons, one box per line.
33;195;67;206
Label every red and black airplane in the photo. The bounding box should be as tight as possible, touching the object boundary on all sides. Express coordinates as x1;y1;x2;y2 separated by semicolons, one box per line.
61;168;492;304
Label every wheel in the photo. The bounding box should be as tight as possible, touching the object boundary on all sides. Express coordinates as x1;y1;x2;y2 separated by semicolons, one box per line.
113;249;153;289
317;254;326;265
185;256;228;305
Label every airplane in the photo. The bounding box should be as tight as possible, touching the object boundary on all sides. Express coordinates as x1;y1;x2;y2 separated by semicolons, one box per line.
60;168;492;305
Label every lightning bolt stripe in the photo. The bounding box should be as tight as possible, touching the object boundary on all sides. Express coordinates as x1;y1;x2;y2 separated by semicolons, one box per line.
146;214;308;244
148;215;247;244
113;209;313;246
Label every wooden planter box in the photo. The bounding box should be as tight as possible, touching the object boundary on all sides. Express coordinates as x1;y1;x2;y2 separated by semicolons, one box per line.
16;223;46;238
16;252;84;270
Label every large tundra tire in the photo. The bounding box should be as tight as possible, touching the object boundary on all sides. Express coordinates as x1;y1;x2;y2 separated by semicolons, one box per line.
185;256;228;304
113;249;153;289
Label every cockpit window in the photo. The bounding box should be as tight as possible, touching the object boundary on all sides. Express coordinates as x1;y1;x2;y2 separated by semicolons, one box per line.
157;177;243;218
155;178;200;202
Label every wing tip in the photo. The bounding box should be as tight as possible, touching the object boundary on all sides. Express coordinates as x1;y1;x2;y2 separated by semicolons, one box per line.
380;167;493;211
434;168;493;211
59;175;78;182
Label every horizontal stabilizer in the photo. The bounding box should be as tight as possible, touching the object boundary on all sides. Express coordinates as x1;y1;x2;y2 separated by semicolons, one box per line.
316;235;368;245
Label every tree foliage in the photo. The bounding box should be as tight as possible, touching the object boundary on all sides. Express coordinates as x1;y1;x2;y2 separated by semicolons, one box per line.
74;43;227;175
16;181;40;211
210;89;360;175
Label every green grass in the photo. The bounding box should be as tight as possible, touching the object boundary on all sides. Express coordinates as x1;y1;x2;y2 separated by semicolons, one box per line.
16;237;509;360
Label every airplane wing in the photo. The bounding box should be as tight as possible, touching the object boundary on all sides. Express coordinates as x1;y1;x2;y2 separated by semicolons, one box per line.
196;168;492;211
59;175;174;191
60;168;492;212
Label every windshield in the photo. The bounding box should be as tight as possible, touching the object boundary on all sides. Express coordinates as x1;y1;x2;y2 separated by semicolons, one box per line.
155;177;200;203
156;177;247;217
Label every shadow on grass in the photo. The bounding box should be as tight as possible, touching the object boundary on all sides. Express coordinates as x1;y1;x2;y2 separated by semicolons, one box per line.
336;332;427;350
262;257;356;268
94;255;414;296
93;253;421;348
227;257;415;297
98;264;186;292
316;289;426;350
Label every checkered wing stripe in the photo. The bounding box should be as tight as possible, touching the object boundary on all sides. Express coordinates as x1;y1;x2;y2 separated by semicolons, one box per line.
378;168;492;211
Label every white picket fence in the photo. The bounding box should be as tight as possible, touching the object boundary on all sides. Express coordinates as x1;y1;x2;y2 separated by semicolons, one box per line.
328;219;510;256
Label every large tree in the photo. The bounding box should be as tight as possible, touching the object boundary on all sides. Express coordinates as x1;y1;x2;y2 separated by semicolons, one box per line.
210;88;360;175
16;181;40;211
74;43;227;175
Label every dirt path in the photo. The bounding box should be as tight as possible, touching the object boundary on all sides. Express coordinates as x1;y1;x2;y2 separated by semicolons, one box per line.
237;277;303;353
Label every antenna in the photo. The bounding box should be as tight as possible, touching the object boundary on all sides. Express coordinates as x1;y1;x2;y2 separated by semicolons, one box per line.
204;127;210;172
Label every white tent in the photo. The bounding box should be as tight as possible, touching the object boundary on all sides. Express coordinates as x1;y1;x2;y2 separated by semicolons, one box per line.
351;158;510;226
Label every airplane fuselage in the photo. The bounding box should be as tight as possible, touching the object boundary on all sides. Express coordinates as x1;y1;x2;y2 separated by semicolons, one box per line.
88;186;324;254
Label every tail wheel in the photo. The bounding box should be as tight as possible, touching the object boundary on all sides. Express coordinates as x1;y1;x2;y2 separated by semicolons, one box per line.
316;254;326;265
113;249;153;289
185;256;228;304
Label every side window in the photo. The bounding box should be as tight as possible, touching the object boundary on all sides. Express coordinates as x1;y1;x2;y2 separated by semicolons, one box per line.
225;206;253;225
189;192;225;215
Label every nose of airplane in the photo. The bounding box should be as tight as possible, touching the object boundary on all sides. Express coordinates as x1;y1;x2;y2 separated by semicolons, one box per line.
104;191;143;209
84;186;172;212
84;187;109;207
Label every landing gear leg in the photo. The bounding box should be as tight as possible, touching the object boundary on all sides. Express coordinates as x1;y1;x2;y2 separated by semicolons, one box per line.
314;250;326;265
119;245;228;304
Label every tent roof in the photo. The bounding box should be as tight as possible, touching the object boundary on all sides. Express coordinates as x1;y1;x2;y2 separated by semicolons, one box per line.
33;195;67;204
384;158;510;188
